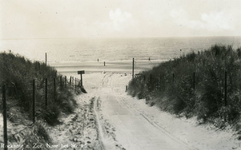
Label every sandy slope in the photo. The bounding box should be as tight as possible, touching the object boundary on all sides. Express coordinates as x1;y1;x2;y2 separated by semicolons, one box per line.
83;73;241;150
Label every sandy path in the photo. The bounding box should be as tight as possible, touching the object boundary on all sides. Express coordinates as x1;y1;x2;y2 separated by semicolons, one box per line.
84;73;195;150
83;73;241;150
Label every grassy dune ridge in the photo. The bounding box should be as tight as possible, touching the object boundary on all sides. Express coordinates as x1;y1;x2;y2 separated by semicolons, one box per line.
0;52;78;125
128;45;241;127
0;52;79;145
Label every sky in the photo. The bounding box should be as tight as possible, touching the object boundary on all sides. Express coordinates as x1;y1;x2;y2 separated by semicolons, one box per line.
1;0;241;39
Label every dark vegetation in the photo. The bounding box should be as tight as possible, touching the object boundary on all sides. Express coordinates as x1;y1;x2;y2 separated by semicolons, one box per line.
0;52;80;144
0;52;78;125
128;45;241;128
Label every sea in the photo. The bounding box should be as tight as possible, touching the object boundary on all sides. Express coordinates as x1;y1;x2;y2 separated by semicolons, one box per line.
1;37;241;75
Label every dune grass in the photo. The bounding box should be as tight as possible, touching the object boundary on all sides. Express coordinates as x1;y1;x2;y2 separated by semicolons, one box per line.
128;45;241;127
0;52;78;126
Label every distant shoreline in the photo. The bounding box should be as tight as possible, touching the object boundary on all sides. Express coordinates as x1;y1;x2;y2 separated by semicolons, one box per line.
1;36;241;41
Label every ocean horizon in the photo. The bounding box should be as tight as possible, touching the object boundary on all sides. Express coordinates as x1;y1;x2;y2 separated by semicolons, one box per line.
1;37;241;64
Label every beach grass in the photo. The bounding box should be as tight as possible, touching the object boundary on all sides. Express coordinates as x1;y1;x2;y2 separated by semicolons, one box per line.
0;52;78;126
128;44;241;127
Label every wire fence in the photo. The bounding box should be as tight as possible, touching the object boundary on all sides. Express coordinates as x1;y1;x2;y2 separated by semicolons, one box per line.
1;74;82;149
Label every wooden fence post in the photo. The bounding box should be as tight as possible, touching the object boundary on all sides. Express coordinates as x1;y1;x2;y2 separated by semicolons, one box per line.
60;76;62;88
33;79;36;124
45;53;47;65
159;74;162;90
193;72;196;90
75;78;76;92
45;78;47;107
224;71;227;107
54;78;56;102
70;77;72;86
132;58;134;79
65;76;67;88
2;84;8;150
172;73;175;83
224;71;228;121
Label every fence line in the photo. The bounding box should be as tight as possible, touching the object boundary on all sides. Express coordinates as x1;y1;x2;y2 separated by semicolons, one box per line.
2;84;8;150
1;74;82;148
33;79;36;124
129;70;229;120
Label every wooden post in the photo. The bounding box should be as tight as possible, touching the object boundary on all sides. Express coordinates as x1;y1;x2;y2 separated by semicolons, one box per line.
2;85;8;150
80;74;83;87
45;53;47;65
126;86;127;92
45;78;47;107
75;78;76;92
224;71;227;121
60;76;62;88
224;71;227;107
132;58;134;79
193;72;196;90
65;76;67;88
172;73;175;83
33;79;36;124
159;74;162;90
104;61;105;66
78;71;85;87
70;77;72;86
54;78;56;102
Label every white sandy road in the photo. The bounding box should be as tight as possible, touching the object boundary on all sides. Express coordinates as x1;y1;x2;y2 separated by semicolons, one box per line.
90;73;195;150
83;73;241;150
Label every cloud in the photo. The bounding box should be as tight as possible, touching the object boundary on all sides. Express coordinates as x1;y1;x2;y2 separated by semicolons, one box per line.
109;8;133;31
98;8;135;33
200;11;234;30
170;9;239;32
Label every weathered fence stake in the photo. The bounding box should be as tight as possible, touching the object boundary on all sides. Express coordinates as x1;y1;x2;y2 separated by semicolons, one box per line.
224;71;227;106
45;78;48;107
75;78;76;92
33;79;36;124
2;85;8;150
70;77;72;86
65;76;67;88
104;61;105;66
193;72;196;90
45;52;47;65
172;73;175;83
54;78;56;101
224;71;228;121
60;76;62;88
132;58;134;79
